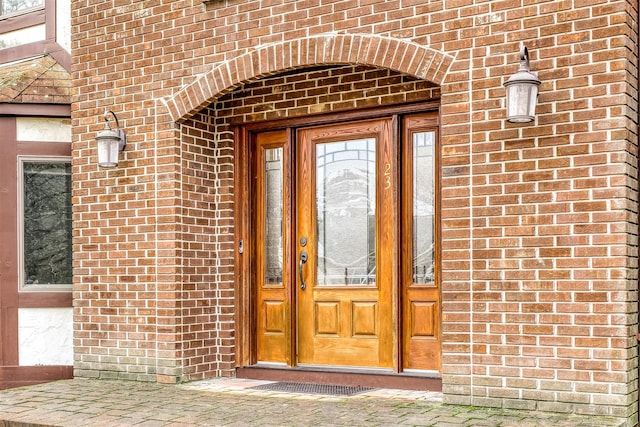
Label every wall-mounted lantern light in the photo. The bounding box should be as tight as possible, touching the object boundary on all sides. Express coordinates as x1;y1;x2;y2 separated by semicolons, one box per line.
96;110;127;168
504;45;541;123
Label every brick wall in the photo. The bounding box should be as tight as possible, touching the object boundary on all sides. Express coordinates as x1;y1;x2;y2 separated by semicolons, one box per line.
72;0;638;422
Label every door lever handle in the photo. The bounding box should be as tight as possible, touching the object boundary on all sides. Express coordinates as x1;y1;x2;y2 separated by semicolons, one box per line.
299;250;308;290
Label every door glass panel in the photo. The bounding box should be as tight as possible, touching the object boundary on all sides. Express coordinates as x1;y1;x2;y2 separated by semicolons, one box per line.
316;139;376;286
412;132;435;284
265;147;283;284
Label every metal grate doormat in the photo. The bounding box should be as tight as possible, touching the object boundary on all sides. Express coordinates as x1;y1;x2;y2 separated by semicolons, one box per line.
248;381;374;396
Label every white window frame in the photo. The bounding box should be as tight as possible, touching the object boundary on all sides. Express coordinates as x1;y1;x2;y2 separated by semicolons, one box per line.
17;155;72;292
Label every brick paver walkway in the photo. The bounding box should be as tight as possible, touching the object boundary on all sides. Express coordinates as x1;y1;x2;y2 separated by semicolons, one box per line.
0;378;628;426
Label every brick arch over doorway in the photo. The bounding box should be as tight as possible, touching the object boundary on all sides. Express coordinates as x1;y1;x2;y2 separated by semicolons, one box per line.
164;33;454;123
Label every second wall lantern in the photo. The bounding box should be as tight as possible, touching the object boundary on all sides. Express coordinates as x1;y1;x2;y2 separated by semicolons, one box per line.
96;110;127;168
504;45;541;123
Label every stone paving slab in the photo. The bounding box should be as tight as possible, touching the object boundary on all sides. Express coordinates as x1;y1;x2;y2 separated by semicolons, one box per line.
0;378;628;426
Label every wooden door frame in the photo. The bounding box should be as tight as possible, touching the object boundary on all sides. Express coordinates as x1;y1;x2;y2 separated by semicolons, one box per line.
234;101;440;370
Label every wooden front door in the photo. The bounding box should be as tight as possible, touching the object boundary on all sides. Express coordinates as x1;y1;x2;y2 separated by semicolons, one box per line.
249;110;440;372
296;119;394;368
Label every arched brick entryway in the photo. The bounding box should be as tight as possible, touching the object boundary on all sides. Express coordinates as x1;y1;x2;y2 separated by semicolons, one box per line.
154;32;453;389
164;34;454;122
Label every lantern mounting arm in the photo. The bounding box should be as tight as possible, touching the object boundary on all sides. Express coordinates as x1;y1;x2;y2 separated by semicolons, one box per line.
103;110;127;151
519;46;531;73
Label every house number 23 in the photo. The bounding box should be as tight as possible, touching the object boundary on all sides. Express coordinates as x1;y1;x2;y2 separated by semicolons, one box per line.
384;162;391;189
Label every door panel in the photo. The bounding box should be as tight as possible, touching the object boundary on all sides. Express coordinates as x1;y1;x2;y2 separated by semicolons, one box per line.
255;130;291;364
351;301;377;336
297;119;394;368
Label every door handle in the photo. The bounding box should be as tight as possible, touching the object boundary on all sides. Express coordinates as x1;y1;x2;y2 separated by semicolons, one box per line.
299;250;308;290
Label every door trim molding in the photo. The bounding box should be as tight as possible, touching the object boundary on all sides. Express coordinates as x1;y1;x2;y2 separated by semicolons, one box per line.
240;100;439;132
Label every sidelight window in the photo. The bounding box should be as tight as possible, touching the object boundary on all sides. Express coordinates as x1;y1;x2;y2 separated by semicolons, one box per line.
411;131;435;284
264;147;284;284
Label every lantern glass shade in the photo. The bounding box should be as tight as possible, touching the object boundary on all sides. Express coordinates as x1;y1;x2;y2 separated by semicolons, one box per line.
96;128;123;168
505;81;539;123
97;137;120;167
